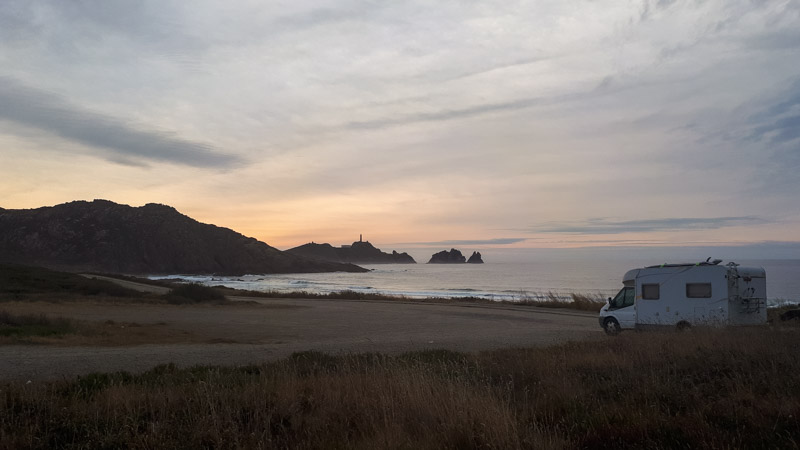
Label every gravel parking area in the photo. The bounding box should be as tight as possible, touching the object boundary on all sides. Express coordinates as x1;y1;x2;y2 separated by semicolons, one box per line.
0;298;599;381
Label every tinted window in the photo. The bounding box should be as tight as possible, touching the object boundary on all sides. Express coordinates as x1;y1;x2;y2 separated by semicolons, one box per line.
611;287;635;308
686;283;712;298
642;284;660;300
623;287;635;307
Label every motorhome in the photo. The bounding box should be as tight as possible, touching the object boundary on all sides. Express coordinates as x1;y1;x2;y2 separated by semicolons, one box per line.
599;259;766;335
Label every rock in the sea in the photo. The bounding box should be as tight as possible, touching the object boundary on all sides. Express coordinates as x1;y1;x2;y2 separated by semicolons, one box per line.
428;248;467;264
467;251;484;264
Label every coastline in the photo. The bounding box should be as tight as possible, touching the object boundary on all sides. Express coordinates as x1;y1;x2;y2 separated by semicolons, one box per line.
147;257;800;306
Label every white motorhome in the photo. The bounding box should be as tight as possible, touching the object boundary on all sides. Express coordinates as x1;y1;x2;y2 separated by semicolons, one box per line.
599;260;766;335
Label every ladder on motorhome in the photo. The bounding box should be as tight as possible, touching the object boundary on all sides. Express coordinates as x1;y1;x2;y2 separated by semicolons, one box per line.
727;263;764;314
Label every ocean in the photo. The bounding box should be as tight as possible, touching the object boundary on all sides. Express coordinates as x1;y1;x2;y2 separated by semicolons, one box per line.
153;250;800;306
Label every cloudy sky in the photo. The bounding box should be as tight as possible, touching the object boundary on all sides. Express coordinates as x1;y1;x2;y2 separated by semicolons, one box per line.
1;0;799;251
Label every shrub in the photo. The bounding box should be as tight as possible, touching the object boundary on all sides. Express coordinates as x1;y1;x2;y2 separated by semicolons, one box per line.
0;310;75;337
162;283;226;304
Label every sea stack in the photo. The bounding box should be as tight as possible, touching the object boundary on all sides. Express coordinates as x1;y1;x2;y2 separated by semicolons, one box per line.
428;249;467;264
467;251;484;264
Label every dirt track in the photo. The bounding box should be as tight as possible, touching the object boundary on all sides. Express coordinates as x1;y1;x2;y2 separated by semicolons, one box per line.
0;298;600;381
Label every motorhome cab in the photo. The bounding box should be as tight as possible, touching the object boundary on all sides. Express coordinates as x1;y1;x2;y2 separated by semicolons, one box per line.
599;259;767;335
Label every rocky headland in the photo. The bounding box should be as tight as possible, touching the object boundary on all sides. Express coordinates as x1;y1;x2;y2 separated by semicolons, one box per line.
0;200;367;275
288;239;416;264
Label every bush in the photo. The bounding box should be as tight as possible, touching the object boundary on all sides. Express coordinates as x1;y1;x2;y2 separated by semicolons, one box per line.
162;283;226;304
0;310;75;337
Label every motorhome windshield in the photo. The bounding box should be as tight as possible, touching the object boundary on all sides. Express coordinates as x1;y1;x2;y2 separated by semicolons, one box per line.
609;287;634;309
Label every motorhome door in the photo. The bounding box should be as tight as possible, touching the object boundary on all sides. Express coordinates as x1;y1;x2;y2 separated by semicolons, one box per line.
608;286;636;328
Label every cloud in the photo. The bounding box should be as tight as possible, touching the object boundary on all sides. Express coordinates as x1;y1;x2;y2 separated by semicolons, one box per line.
346;95;550;130
1;1;799;247
639;0;678;22
398;238;528;246
0;76;241;168
531;217;767;234
747;78;800;145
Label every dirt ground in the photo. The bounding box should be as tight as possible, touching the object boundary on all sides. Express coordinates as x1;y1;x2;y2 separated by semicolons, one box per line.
0;297;600;381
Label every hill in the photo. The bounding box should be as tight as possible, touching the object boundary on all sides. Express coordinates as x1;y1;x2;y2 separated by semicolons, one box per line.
288;240;416;264
0;200;367;275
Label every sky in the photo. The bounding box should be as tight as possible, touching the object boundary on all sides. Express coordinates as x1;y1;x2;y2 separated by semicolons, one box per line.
1;0;799;254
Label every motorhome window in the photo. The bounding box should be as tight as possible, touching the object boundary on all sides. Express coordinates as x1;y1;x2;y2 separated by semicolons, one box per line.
642;284;660;300
609;287;632;308
611;287;635;308
623;287;635;307
610;289;624;308
686;283;712;298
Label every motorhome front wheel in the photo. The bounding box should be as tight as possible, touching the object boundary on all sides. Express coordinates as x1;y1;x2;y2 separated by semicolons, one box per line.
603;317;621;336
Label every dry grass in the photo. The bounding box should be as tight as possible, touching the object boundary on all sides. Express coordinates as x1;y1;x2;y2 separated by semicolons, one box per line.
0;309;211;346
0;310;75;338
161;283;228;304
512;292;607;312
2;326;798;449
220;287;607;312
0;266;233;307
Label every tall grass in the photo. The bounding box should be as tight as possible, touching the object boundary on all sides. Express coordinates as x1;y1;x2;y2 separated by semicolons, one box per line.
2;326;798;448
220;287;607;312
0;311;74;337
513;291;606;311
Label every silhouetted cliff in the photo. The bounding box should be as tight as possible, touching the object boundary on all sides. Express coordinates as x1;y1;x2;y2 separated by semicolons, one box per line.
288;240;416;264
0;200;367;275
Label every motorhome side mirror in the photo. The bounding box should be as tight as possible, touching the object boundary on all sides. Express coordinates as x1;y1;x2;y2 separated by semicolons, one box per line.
607;297;612;301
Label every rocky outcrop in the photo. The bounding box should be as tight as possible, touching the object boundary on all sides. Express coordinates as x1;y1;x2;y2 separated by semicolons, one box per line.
428;249;485;264
288;240;416;264
467;251;484;264
428;249;467;264
0;200;368;275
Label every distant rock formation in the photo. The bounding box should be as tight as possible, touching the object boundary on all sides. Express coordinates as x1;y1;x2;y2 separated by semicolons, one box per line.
467;251;484;264
428;248;467;264
287;239;416;264
0;200;368;275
